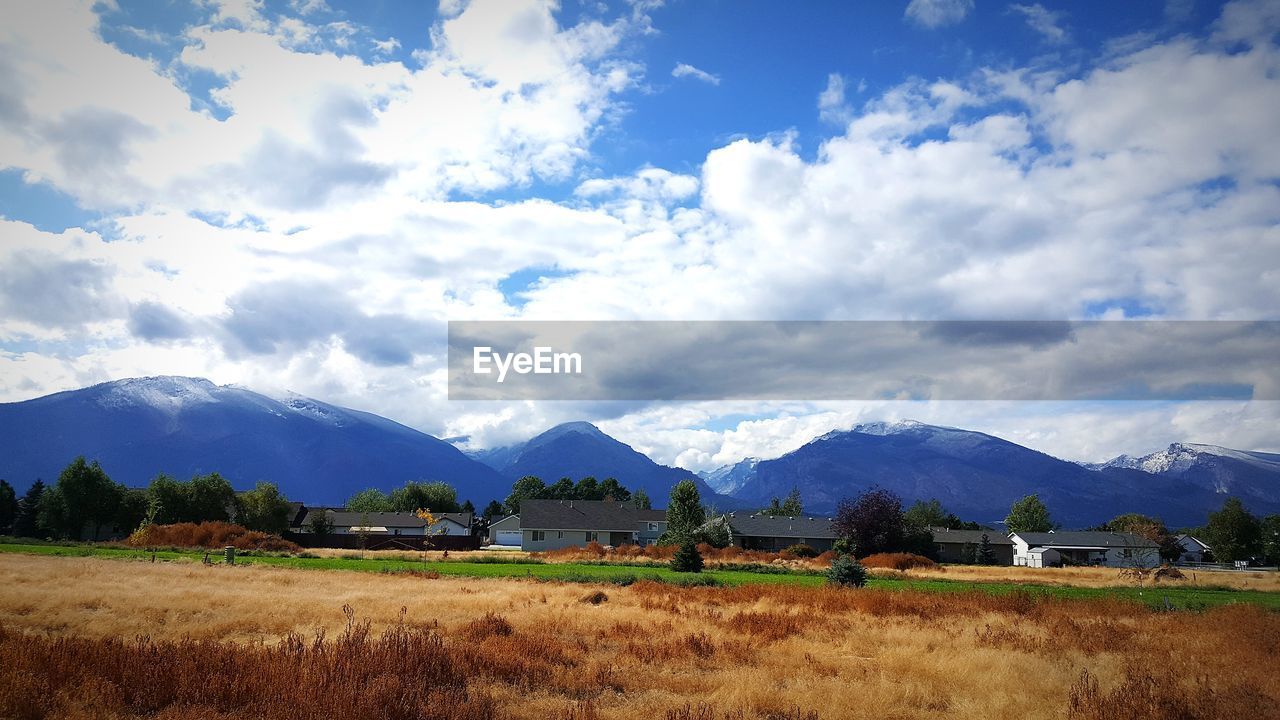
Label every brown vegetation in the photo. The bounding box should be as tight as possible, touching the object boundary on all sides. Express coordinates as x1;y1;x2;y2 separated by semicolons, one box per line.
859;552;939;571
127;521;301;552
0;553;1277;719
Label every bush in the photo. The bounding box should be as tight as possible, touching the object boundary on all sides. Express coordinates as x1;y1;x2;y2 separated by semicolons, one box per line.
780;543;818;559
671;539;704;573
826;554;867;588
126;521;300;552
860;552;938;571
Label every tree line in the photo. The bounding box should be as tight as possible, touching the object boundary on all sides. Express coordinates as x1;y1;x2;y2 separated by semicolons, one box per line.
502;475;650;515
0;458;294;540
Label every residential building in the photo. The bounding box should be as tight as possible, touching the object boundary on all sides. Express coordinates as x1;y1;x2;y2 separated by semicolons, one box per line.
927;527;1015;565
1175;534;1212;563
518;499;660;551
725;514;836;552
299;510;473;536
486;515;521;546
1009;531;1160;568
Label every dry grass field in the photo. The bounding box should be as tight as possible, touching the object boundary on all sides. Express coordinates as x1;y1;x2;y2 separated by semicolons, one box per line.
1;553;1277;720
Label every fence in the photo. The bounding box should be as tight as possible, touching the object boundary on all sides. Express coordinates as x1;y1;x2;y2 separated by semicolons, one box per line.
284;532;481;552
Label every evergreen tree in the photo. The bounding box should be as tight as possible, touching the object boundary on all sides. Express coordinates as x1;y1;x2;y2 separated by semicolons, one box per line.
826;553;867;588
671;538;703;573
1004;494;1054;533
460;499;475;514
1261;514;1280;567
0;480;16;534
978;533;997;565
762;488;803;516
14;479;45;538
306;509;335;535
482;500;505;520
598;477;631;503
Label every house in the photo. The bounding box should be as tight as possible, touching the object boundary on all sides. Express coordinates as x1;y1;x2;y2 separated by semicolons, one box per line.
927;527;1015;565
1009;531;1160;568
486;515;522;547
1175;534;1212;563
517;499;662;551
301;510;473;536
725;514;836;552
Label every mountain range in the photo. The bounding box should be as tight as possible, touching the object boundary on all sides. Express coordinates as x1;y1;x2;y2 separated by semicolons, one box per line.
1;377;1277;527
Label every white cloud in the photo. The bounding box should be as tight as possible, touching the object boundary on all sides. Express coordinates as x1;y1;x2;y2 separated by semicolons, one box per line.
671;62;720;85
817;73;853;125
905;0;974;28
1010;3;1069;44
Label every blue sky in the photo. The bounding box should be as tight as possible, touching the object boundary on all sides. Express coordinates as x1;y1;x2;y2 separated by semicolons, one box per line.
0;0;1278;469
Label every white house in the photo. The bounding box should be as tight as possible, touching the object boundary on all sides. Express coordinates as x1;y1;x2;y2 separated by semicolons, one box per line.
486;515;522;547
1175;534;1212;563
1009;531;1160;568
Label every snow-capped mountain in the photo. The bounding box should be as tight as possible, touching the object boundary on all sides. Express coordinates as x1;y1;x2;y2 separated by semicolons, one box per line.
0;377;508;505
1094;442;1280;505
698;457;760;495
722;421;1268;527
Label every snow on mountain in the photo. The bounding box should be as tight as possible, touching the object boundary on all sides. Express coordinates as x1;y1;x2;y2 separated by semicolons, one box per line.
698;457;760;495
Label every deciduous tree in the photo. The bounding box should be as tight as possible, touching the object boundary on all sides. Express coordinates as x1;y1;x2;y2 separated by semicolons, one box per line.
1204;497;1262;564
833;487;906;557
1004;494;1054;533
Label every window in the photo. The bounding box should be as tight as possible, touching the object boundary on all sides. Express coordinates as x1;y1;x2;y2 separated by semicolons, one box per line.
557;531;563;539
587;531;598;542
531;530;545;542
648;522;658;531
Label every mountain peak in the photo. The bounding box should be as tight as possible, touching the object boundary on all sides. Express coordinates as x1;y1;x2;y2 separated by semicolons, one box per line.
94;376;222;413
533;421;608;444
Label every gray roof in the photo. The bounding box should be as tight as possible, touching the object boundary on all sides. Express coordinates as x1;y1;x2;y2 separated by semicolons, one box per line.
1013;531;1158;549
519;499;656;532
726;514;835;539
487;514;520;530
927;527;1014;545
319;510;472;528
636;508;668;522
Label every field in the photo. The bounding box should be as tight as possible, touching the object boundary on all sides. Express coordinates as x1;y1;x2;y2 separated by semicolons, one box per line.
2;552;1279;719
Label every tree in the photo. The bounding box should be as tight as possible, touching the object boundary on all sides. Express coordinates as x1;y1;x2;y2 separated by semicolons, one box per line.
146;474;191;525
482;500;505;520
547;477;577;500
978;533;998;565
461;499;475;514
505;476;547;514
239;482;292;534
662;480;705;544
1103;513;1181;563
833;487;906;557
1004;494;1054;533
762;488;803;517
116;488;149;535
1261;515;1280;567
631;488;652;510
306;509;335;535
826;553;867;588
347;488;394;513
40;457;121;540
1204;497;1262;564
187;472;236;523
574;476;600;501
670;538;703;573
904;499;966;530
389;481;460;513
13;479;45;538
598;477;631;503
699;514;733;548
0;480;16;534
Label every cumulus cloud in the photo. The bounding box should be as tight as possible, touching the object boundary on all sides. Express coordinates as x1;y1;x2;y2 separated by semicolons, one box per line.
671;62;720;85
905;0;975;28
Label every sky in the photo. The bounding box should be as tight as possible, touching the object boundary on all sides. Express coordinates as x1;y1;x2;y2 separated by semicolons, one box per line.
0;0;1278;471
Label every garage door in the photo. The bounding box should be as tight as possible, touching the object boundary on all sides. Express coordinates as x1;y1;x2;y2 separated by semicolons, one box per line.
496;530;522;546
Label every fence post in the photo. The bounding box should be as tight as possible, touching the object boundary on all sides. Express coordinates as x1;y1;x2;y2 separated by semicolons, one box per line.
224;546;236;565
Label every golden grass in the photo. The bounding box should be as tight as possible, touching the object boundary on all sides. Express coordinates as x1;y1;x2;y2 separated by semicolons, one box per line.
892;563;1280;592
1;553;1276;720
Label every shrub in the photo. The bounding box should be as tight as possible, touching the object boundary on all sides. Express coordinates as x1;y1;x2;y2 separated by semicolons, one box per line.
780;543;818;559
671;539;704;573
826;554;867;588
126;521;300;552
860;552;938;571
